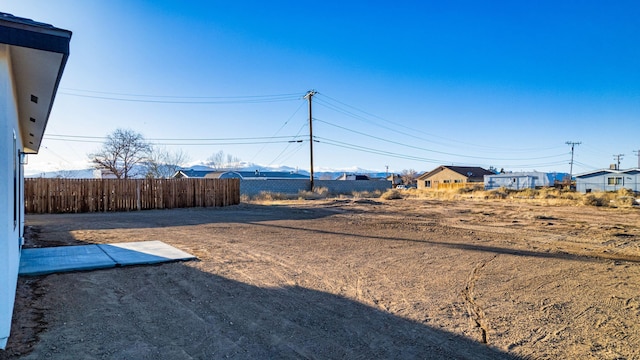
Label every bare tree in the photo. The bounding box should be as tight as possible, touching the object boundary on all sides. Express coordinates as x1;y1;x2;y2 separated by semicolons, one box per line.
145;147;190;178
206;150;225;170
400;169;418;185
207;150;241;171
89;129;152;179
226;153;241;171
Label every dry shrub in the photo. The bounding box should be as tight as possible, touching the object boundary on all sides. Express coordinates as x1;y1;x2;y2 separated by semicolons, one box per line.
617;188;637;198
380;189;403;200
537;187;561;199
485;187;509;199
252;191;292;202
582;194;606;207
559;191;582;201
574;189;639;208
456;186;474;194
298;186;331;200
297;191;322;200
614;196;637;207
519;188;537;199
313;186;330;196
611;188;639;207
353;189;383;199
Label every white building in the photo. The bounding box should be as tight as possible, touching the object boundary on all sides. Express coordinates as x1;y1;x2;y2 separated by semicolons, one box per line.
575;168;640;193
0;13;71;349
484;172;564;190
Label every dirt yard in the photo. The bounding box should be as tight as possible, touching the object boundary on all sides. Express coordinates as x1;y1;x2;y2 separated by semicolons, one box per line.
1;198;639;359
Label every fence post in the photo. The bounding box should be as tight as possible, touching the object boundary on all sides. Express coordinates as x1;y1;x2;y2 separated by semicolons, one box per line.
136;180;142;211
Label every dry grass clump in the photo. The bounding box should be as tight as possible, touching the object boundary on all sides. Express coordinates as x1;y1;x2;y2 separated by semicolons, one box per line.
456;184;484;194
409;188;460;200
581;194;606;207
579;189;638;208
243;185;638;208
253;191;293;201
380;189;403;200
298;187;330;200
408;186;639;208
483;187;509;199
607;188;638;208
354;189;384;199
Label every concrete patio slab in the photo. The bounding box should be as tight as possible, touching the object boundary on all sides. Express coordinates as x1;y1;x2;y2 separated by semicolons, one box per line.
19;245;116;276
98;241;197;266
19;241;196;276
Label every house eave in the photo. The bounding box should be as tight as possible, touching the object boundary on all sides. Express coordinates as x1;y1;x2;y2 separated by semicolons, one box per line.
1;13;71;153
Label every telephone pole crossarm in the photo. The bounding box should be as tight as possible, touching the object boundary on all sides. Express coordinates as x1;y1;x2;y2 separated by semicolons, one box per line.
613;154;624;171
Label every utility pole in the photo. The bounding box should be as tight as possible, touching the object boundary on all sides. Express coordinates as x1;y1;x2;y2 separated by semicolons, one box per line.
566;141;581;188
304;90;317;191
633;150;640;168
613;154;624;170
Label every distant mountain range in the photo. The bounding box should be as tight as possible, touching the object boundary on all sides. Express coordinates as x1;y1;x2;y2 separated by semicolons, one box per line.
25;163;393;180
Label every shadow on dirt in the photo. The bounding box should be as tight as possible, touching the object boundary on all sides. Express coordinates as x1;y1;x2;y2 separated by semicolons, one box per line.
25;203;335;232
250;222;640;264
3;262;522;359
23;203;338;248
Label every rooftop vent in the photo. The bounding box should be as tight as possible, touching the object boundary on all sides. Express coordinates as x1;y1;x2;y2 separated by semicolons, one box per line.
30;94;38;103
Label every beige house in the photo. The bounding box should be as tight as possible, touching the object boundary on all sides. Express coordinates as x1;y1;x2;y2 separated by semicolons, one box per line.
417;166;494;190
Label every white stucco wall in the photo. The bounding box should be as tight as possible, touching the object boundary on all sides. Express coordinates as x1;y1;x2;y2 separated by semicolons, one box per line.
0;43;23;349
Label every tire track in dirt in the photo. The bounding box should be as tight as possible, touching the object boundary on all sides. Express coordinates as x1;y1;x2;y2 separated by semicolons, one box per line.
462;254;498;344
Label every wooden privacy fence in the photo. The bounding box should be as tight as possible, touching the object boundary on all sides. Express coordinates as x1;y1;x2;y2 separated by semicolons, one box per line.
25;178;240;214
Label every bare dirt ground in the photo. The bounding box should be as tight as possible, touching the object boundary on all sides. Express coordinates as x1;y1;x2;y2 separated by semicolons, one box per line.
1;198;639;359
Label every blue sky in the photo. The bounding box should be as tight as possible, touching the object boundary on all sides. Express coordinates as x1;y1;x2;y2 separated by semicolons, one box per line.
5;1;640;175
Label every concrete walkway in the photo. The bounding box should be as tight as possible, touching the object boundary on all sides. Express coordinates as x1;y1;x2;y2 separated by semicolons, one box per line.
19;241;196;276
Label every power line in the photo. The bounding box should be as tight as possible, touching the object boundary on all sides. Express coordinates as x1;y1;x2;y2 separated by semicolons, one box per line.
314;117;567;162
45;134;299;142
249;99;306;163
317;136;571;169
315;93;565;153
59;91;301;104
268;123;308;166
61;88;303;99
43;136;296;146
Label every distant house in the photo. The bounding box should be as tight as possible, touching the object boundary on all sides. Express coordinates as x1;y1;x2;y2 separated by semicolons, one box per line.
417;166;494;190
174;169;309;180
173;169;218;178
575;168;640;193
0;12;71;349
484;172;564;190
93;169;118;179
387;174;402;186
336;173;370;181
